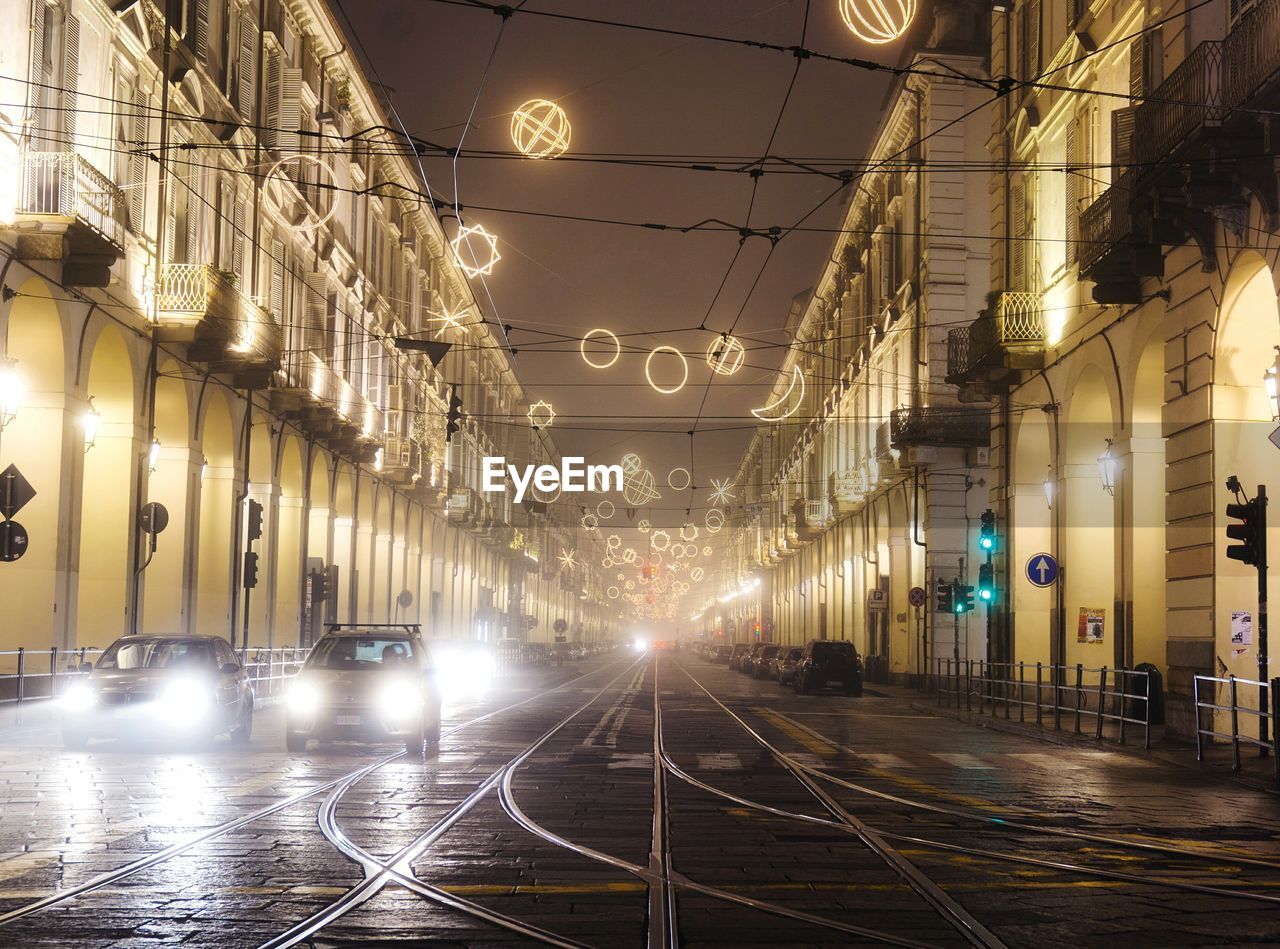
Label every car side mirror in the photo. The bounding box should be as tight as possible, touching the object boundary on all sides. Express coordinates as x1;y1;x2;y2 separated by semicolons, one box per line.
220;662;240;675
79;661;93;673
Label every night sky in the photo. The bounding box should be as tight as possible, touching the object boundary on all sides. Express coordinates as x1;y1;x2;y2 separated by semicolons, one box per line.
346;0;903;535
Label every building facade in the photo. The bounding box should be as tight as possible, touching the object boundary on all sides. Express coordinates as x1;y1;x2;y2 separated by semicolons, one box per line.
0;0;615;653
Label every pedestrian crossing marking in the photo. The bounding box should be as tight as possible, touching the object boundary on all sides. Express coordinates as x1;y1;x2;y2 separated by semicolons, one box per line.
1009;753;1082;770
932;753;995;769
859;753;914;770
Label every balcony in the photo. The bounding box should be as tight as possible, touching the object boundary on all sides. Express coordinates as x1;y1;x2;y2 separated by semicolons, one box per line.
379;434;422;486
446;487;479;526
889;405;990;449
13;151;125;286
1134;42;1225;172
829;469;865;515
156;264;283;386
946;291;1046;392
270;351;381;462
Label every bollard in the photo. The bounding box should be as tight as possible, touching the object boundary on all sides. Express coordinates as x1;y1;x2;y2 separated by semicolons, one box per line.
1018;663;1025;723
1035;662;1043;726
1074;664;1083;734
1096;667;1107;740
1118;668;1128;746
49;646;58;702
1271;678;1280;785
1194;676;1204;762
1144;671;1152;750
1229;675;1241;772
15;648;24;725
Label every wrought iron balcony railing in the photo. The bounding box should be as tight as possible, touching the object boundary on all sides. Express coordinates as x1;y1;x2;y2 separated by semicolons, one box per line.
19;150;125;249
889;405;991;449
1223;0;1280;112
946;291;1046;381
1079;172;1134;275
156;263;282;367
1133;41;1225;170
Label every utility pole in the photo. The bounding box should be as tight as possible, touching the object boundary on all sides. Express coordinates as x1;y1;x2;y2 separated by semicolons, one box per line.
1226;477;1269;754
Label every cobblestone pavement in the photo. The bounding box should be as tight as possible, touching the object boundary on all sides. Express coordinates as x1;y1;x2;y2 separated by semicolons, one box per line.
0;649;1276;947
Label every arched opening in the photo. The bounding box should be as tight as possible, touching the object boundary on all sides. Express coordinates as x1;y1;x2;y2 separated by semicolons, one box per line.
1212;254;1280;701
143;363;193;632
196;389;236;638
1130;332;1167;672
76;324;138;645
1011;376;1054;668
1;279;68;648
1062;364;1118;669
274;435;305;645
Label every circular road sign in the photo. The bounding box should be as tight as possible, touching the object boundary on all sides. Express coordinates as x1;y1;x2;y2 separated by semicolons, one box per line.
0;520;29;562
1026;552;1059;588
553;618;568;634
139;501;170;535
908;586;927;608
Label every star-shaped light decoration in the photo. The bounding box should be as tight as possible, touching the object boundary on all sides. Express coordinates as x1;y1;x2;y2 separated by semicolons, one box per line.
429;303;470;339
527;400;556;429
451;223;501;278
557;547;577;571
707;478;736;506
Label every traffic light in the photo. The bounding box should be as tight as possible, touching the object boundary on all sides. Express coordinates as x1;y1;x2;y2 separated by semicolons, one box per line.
977;562;995;603
243;551;259;589
1226;497;1264;566
954;583;975;614
935;578;953;613
246;499;263;542
753;621;762;636
445;384;463;441
642;564;656;580
979;508;996;552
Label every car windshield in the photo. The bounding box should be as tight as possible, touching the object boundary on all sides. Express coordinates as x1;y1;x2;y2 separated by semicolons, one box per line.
811;642;856;660
786;649;803;660
97;639;216;671
761;646;780;657
308;636;415;670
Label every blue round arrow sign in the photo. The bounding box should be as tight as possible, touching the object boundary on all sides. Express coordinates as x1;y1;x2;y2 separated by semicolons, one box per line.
1025;552;1059;588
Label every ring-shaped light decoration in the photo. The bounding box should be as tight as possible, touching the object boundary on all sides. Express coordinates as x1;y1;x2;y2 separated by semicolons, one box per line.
532;481;562;506
617;572;626;581
702;545;712;557
671;544;685;560
596;500;616;520
666;467;692;491
705;508;725;533
581;514;598;532
607;586;620;599
451;223;502;278
651;529;671;552
691;567;705;582
647;551;662;566
580;328;621;369
837;0;917;45
637;519;650;533
679;523;699;542
680;543;696;558
264;154;338;232
607;533;622;549
625;580;635;591
511;98;572;158
645;345;689;395
620;452;643;476
705;334;746;376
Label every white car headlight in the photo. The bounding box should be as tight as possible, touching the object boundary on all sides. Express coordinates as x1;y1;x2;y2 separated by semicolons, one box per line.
288;681;320;716
62;681;96;713
157;679;211;724
378;679;421;719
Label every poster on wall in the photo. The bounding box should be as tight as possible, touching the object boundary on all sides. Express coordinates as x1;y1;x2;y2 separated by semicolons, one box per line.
1231;611;1253;654
1077;607;1105;644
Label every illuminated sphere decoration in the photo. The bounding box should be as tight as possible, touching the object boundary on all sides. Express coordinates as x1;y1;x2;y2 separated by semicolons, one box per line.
451;223;501;278
705;334;746;376
838;0;917;45
511;98;572;159
621;452;643;477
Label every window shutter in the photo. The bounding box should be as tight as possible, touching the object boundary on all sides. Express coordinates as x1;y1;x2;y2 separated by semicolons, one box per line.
193;0;209;62
1129;38;1144;99
1026;173;1039;289
1065;119;1079;267
30;1;45;136
185;184;200;263
217;180;233;269
129;89;147;231
270;239;285;317
263;51;281;149
232;196;245;277
164;198;176;267
62;15;80;148
1029;0;1041;77
303;272;327;353
1010;179;1025;287
278;67;302;156
1111;106;1135;167
236;16;257;118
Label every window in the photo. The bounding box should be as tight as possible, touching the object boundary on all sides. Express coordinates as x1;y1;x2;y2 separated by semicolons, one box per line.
308;636;417;670
97;638;217;670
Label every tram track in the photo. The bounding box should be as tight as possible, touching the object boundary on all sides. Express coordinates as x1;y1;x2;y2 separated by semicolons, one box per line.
0;657;636;932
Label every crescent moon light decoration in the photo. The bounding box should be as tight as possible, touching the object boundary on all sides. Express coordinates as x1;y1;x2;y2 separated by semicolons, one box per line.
750;366;806;421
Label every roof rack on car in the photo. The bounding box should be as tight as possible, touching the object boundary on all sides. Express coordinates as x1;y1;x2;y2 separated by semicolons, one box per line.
324;623;422;634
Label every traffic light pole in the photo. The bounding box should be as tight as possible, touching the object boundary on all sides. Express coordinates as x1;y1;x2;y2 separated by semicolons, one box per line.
1258;485;1269;754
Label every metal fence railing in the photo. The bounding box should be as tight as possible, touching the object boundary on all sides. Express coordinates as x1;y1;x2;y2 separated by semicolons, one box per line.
1193;674;1279;783
240;647;310;707
932;658;1153;749
19;150;126;248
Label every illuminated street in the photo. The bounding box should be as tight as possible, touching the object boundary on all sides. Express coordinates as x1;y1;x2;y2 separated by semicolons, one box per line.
0;651;1276;946
4;0;1280;944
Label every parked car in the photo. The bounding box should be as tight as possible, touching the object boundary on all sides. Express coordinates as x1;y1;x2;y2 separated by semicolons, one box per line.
60;635;254;749
751;644;782;678
714;645;733;663
741;642;771;675
794;640;864;696
728;643;752;671
286;624;443;755
774;647;804;685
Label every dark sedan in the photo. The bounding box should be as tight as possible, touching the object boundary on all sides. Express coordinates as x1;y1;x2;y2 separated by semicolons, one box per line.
60;635;254;749
794;640;864;695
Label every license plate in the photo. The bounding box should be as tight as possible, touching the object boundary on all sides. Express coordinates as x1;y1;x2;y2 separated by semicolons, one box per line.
334;714;362;726
828;681;842;688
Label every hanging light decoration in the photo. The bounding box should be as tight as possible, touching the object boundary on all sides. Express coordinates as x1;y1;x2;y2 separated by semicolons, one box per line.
581;328;621;369
705;334;746;376
645;345;689;395
837;0;917;46
527;400;556;429
82;397;101;453
1097;439;1118;496
511;99;572;159
451;223;501;278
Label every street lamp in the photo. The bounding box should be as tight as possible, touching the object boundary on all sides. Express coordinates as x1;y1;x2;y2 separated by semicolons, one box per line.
1042;467;1054;509
1264;346;1280;420
1097;439;1117;495
82;397;100;452
0;359;23;430
149;438;161;472
200;455;209;483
